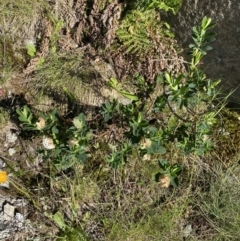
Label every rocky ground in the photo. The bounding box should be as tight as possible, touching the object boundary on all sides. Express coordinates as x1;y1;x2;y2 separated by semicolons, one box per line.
0;124;33;240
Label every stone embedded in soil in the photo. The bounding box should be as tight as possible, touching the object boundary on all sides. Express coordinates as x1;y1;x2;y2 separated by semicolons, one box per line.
2;202;15;222
5;132;18;145
0;158;5;169
0;195;35;240
183;224;193;238
8;148;16;156
15;212;25;228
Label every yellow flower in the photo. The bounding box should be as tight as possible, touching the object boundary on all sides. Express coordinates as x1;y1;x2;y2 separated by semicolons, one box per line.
36;117;46;130
67;138;78;148
140;138;152;149
0;171;8;183
159;175;171;188
142;154;151;161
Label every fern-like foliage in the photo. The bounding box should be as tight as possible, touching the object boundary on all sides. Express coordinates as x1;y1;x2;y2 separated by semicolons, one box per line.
116;8;174;55
116;0;181;56
116;9;160;55
127;0;182;14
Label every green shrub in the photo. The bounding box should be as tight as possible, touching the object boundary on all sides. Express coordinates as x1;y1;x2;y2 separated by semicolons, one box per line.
16;17;220;188
16;106;92;170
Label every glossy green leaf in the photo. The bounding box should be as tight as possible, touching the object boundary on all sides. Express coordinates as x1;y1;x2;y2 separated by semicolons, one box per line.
119;90;139;101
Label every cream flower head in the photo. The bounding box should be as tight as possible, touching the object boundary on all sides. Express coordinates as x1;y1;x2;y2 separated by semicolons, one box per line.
42;136;55;150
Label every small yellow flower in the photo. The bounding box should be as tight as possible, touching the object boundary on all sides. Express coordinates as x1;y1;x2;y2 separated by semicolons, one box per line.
142;154;151;161
0;171;8;183
159;175;171;188
140;138;152;149
67;138;78;148
36;117;46;130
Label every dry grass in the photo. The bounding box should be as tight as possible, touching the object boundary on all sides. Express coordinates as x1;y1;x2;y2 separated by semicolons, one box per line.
0;0;49;71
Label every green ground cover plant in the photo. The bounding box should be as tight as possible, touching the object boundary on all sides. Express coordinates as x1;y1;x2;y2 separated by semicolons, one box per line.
13;17;233;240
17;106;92;170
11;16;223;239
126;0;182;13
16;16;219;186
1;0;240;239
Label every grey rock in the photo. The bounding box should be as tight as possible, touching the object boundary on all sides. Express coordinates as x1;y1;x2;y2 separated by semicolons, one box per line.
2;203;15;222
8;148;16;156
15;212;25;228
183;224;192;238
163;0;240;105
5;132;18;145
0;158;5;169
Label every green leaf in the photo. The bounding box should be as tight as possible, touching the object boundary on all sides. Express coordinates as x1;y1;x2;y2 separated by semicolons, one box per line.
171;164;183;176
53;211;66;230
200;29;206;37
188;83;196;88
51;46;57;54
118;90;139;101
175;74;183;86
206;22;216;29
55;159;75;170
192;26;199;35
105;101;111;110
37;57;44;67
50;109;58;121
163;21;171;29
137;112;143;123
51;125;59;135
106;153;124;169
108;78;119;89
147;140;166;154
165;30;175;38
203;45;213;51
63;87;76;102
165;73;172;84
156;74;164;83
170;176;179;187
203;17;212;29
16;106;36;130
26;44;36;57
201;16;208;29
158;159;169;170
55;20;63;32
77;150;87;163
73;113;85;130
